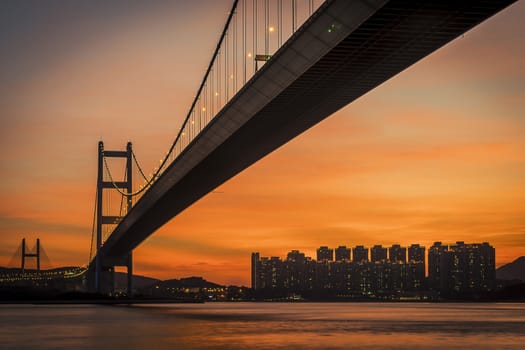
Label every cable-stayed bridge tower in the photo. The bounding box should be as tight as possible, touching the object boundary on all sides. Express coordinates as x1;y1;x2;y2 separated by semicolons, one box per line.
21;238;40;273
8;238;53;273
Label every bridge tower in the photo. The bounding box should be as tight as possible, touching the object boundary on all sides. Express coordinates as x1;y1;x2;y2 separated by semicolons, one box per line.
21;238;40;273
93;141;133;296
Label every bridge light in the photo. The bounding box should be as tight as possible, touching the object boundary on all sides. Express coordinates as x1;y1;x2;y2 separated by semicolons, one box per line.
269;26;275;32
215;92;219;96
247;52;252;58
255;54;271;61
202;107;206;112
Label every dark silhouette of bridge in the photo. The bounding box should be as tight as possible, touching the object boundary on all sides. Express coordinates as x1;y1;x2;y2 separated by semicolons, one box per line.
88;0;517;294
7;238;50;273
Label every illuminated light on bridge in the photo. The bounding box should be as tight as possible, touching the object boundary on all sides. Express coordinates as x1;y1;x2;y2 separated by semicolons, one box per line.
255;54;272;61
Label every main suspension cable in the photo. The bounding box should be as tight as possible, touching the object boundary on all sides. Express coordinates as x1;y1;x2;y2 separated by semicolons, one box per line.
131;149;149;182
103;155;156;197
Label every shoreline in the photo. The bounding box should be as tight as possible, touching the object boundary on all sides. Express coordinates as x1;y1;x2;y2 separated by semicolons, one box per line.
1;298;524;305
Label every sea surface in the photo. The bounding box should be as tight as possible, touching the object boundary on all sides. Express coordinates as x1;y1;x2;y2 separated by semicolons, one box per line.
1;302;524;349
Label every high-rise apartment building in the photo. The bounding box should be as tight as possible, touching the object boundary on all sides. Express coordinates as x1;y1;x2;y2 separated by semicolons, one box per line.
428;242;448;291
251;252;260;290
352;245;369;263
371;245;387;262
446;241;495;293
428;241;495;294
406;244;426;291
408;244;425;262
317;246;334;261
335;246;351;261
389;244;407;263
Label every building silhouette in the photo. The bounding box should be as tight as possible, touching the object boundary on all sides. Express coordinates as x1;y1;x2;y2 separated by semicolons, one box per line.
428;241;448;291
335;246;350;261
408;244;425;263
317;246;334;261
251;252;259;290
371;245;387;262
428;241;495;294
389;244;407;263
252;241;495;298
352;245;368;263
252;245;425;297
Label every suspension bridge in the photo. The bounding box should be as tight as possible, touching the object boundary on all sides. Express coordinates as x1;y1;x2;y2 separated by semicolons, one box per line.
86;0;516;295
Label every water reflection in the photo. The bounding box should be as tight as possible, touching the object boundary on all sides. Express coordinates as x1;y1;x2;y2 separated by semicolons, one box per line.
1;303;524;349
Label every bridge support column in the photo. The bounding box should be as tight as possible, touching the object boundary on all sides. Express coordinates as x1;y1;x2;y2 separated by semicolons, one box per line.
95;142;103;293
90;141;134;296
127;252;133;297
99;266;115;296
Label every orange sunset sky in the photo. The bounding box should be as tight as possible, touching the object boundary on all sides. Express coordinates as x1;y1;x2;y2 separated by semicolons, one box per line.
0;1;524;286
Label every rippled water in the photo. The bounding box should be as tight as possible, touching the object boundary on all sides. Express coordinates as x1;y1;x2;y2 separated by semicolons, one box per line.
1;303;524;349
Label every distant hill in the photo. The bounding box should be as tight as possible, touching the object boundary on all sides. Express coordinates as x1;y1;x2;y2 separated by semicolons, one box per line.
114;272;159;291
116;274;224;293
137;276;225;299
157;276;223;289
497;256;525;282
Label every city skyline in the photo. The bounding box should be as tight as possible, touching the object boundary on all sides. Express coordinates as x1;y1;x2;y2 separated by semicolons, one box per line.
252;241;491;266
1;0;524;286
252;241;496;297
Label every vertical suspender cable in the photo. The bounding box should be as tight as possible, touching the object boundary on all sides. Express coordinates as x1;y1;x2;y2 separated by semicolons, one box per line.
208;76;211;122
196;101;198;136
225;33;229;101
119;171;126;217
292;0;296;33
243;0;246;84
217;55;220;113
265;0;268;55
278;0;282;47
252;0;255;62
209;76;211;123
234;9;237;93
253;0;256;72
210;69;213;122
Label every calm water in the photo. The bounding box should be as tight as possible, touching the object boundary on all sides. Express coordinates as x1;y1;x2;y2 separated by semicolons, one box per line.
1;302;524;349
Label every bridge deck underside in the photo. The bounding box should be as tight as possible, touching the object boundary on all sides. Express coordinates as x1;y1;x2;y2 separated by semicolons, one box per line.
101;0;515;258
